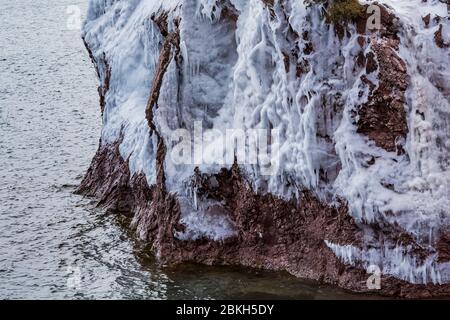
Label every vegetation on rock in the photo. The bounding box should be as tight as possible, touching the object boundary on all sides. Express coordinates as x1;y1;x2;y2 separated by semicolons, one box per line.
327;0;365;24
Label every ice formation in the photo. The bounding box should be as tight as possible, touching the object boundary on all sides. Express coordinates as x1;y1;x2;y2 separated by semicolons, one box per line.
81;0;450;292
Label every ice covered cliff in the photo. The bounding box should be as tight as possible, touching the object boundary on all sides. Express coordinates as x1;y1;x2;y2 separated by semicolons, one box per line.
78;0;450;297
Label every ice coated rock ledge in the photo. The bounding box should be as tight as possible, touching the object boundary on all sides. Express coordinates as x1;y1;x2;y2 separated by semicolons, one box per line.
78;0;450;297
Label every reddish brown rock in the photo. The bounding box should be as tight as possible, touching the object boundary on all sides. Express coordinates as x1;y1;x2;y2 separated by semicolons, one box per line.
77;140;450;298
437;231;450;263
145;14;180;132
435;24;450;49
365;51;378;74
357;38;409;153
82;39;111;115
76;138;134;213
422;14;431;28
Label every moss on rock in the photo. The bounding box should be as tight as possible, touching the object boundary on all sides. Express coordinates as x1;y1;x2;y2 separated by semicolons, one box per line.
327;0;365;24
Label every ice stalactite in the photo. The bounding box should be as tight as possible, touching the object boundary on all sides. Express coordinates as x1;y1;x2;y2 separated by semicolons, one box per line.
325;240;450;285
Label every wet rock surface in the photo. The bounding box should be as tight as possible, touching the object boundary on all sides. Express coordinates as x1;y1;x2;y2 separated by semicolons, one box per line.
78;140;450;298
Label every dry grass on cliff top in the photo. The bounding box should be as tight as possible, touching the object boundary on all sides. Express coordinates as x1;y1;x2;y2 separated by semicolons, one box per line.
309;0;365;25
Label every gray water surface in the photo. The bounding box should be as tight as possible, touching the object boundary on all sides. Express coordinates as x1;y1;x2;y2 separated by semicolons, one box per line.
0;0;366;300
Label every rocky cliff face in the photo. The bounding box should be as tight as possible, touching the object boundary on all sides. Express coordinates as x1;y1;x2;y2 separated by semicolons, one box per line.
79;0;450;297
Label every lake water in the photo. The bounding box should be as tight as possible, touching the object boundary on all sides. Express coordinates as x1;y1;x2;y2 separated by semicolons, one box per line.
0;0;366;299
